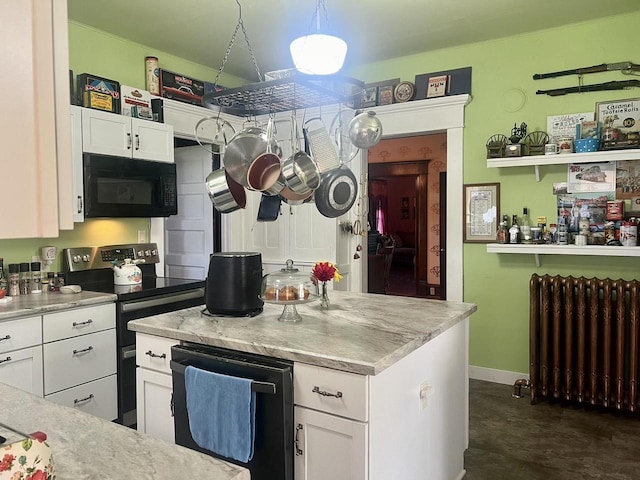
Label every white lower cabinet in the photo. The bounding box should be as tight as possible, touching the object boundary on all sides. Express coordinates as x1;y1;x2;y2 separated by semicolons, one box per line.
45;374;117;420
135;333;177;442
136;367;174;443
294;406;368;480
0;346;43;397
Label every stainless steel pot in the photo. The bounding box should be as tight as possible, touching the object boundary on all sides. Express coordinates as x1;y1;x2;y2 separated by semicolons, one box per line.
348;110;383;149
223;120;281;191
205;168;247;213
282;115;320;195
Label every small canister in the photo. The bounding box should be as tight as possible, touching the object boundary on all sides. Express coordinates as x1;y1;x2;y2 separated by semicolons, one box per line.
620;219;638;246
605;221;617;244
145;56;160;95
606;200;624;221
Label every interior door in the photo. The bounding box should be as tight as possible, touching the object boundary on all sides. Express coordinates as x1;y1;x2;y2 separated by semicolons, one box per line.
164;145;214;280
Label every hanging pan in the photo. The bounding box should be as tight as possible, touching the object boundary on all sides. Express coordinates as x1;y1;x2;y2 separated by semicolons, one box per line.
314;166;358;218
205;168;247;214
282;114;320;195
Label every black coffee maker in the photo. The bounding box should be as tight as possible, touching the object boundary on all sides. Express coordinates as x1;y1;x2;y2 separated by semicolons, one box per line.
205;252;264;316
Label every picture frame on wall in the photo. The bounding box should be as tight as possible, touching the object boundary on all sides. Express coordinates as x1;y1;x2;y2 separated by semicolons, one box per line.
356;78;400;108
463;183;500;243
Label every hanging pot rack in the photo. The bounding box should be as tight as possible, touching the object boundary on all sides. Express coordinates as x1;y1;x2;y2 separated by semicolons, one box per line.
203;0;364;117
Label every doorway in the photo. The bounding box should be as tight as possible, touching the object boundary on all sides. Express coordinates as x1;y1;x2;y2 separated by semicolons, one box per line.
366;134;447;299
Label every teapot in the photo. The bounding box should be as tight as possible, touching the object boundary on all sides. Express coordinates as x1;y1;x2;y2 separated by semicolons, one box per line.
112;258;142;286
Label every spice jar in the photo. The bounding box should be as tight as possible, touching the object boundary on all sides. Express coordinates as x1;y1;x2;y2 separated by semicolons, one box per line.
19;263;30;295
30;261;42;294
47;272;56;292
8;264;20;296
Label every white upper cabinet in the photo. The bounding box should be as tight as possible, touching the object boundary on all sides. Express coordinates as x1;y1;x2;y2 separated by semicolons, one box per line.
81;108;174;163
0;0;72;238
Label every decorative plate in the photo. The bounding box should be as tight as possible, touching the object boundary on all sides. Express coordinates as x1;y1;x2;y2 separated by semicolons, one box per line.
393;81;415;103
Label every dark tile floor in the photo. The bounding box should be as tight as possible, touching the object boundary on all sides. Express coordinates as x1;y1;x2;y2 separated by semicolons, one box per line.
465;379;640;479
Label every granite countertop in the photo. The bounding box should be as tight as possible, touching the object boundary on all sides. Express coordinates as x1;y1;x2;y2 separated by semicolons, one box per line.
0;382;249;480
129;291;477;375
0;291;116;320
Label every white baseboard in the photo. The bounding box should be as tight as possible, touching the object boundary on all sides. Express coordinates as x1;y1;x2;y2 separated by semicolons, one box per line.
469;365;528;386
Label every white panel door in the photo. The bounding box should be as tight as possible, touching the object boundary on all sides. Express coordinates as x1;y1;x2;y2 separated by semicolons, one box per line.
132;118;174;162
294;406;367;480
246;191;287;266
289;203;336;264
164;146;214;280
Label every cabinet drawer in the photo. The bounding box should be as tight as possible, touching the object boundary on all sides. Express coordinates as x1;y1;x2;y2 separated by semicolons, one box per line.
43;303;115;342
0;345;43;397
294;363;368;422
43;329;116;395
0;315;41;354
136;333;177;374
46;374;117;421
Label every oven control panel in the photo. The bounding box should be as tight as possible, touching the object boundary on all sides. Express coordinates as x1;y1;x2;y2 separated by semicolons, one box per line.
63;243;160;271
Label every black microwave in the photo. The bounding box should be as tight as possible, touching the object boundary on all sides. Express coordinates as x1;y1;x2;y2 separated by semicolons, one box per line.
83;153;178;218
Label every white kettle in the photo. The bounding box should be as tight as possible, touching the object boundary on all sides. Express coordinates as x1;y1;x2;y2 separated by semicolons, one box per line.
112;258;142;286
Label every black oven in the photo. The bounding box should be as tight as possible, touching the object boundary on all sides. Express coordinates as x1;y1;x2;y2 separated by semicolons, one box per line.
83;153;178;218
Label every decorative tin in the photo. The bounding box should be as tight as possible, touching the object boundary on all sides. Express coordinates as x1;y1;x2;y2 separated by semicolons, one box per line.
606;200;624;220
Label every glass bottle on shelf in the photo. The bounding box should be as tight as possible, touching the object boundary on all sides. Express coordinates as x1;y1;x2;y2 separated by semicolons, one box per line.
19;262;30;295
509;214;520;244
8;264;20;296
496;219;508;244
0;258;7;296
521;207;532;243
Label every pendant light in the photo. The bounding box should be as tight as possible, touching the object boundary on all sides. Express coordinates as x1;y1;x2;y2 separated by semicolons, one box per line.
289;0;347;75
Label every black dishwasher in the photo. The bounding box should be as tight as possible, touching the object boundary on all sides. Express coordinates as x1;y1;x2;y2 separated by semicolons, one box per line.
171;343;294;480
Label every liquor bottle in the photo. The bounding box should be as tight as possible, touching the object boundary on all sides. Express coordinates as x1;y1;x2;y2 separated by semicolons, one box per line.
509;214;520;244
0;258;7;297
521;207;532;243
496;218;508;244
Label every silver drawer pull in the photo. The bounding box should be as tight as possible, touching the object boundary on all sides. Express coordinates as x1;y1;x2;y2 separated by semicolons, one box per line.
72;319;94;327
312;386;343;398
0;356;12;365
73;346;94;355
74;394;94;405
146;350;166;359
295;423;304;456
0;335;11;342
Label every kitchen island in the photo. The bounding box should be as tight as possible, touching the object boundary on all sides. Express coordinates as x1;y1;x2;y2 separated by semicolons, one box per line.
0;381;249;480
129;291;477;480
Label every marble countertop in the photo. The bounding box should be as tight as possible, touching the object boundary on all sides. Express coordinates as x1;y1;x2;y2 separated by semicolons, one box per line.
0;291;116;320
129;291;477;375
0;382;249;480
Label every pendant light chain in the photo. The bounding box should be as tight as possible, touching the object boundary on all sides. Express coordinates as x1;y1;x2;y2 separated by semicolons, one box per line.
307;0;330;33
213;0;263;87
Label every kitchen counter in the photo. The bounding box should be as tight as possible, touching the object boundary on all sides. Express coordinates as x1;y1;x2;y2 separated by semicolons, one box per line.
128;290;477;375
0;291;116;320
0;381;249;480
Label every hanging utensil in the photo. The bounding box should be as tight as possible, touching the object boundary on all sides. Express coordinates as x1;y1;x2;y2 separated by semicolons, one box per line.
282;113;320;195
330;107;360;164
314;166;358;218
348;110;383;149
205;168;247;213
194;117;236;155
247;116;282;191
304;117;341;172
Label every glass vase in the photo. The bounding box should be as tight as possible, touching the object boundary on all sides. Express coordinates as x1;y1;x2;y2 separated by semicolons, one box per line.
320;281;330;309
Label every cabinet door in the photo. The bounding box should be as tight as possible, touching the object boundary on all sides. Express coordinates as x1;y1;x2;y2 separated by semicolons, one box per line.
132;118;174;163
70;105;85;222
82;108;132;157
0;346;43;397
294;406;367;480
136;368;175;443
0;0;64;239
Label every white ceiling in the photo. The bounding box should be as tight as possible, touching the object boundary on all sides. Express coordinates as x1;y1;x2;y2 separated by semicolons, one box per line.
68;0;640;81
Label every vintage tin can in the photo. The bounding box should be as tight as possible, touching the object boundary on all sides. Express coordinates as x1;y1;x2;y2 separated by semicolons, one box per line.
606;200;624;221
145;56;160;96
604;221;617;244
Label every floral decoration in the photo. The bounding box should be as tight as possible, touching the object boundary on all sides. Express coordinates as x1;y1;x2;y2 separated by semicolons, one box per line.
0;437;55;480
311;262;342;283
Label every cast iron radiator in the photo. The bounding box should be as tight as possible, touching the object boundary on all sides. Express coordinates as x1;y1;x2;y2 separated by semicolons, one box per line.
530;273;640;412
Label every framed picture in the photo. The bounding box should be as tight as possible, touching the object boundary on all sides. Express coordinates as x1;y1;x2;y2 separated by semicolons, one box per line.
463;183;499;243
356;78;400;108
360;86;378;108
378;85;394;105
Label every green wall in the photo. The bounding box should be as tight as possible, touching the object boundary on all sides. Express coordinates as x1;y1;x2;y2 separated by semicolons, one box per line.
4;13;639;375
352;12;640;373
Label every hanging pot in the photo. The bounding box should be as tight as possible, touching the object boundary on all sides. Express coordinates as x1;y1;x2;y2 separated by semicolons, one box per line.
314;165;358;218
348;110;383;149
282;114;320;195
205;168;247;213
223;119;281;191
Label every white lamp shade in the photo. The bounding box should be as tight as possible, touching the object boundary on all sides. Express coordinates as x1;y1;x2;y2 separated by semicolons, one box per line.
290;33;348;75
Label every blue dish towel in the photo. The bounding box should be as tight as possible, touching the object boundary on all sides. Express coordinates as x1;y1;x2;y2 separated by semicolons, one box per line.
184;365;256;463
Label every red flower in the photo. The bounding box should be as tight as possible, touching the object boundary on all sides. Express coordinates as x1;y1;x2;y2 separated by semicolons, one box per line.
312;262;341;282
0;454;15;472
27;470;47;480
